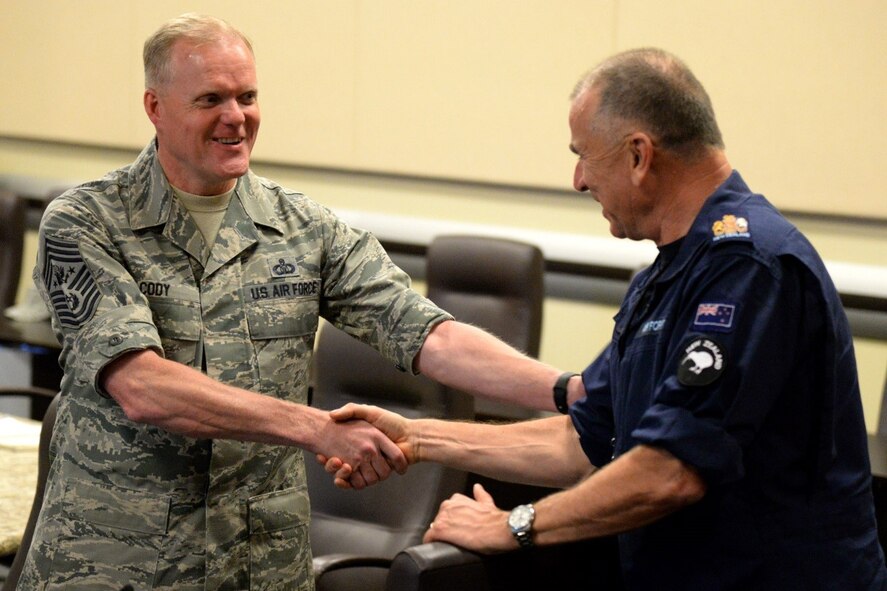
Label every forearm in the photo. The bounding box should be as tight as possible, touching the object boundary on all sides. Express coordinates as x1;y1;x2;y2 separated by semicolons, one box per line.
530;445;706;545
413;414;593;488
101;349;326;450
417;320;582;412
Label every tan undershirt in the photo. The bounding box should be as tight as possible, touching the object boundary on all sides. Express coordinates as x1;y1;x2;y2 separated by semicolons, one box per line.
172;186;234;248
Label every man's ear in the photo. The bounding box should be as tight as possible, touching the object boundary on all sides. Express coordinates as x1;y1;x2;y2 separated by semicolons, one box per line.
143;89;161;125
628;133;654;186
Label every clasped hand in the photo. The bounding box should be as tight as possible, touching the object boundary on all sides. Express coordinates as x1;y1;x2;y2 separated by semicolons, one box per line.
315;408;409;488
316;403;412;489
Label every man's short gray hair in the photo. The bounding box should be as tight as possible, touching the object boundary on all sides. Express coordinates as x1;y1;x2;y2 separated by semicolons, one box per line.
143;13;253;88
573;48;724;157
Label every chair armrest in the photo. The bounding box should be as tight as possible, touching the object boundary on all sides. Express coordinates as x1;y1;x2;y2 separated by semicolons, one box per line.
386;543;488;591
312;553;393;578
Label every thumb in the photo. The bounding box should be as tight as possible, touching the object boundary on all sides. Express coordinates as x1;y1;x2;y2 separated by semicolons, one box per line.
328;403;359;422
472;482;496;506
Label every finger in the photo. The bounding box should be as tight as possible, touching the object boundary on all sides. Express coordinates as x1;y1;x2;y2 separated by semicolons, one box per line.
322;457;344;474
378;436;409;474
349;471;367;490
328;403;360;422
358;462;380;487
334;476;353;490
316;453;329;466
423;523;437;544
334;463;353;480
472;483;496;506
370;453;392;482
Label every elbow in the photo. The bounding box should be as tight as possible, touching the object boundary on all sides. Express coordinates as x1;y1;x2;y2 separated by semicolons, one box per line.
100;350;166;424
636;445;707;512
654;462;707;512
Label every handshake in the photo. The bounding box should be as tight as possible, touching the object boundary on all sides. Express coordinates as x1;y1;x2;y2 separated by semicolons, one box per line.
314;403;523;552
315;403;416;490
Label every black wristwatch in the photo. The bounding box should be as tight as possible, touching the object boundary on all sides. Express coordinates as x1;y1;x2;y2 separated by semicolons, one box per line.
553;372;578;414
508;504;536;548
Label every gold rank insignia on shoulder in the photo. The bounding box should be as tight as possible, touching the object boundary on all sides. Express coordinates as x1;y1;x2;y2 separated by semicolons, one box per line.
711;214;750;242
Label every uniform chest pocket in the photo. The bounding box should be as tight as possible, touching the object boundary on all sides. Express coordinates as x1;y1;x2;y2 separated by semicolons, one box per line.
246;297;319;339
152;299;202;365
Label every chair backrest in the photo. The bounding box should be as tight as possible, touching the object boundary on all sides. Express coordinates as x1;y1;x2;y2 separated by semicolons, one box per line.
1;392;59;591
307;234;544;590
425;235;544;420
307;322;473;591
0;189;26;310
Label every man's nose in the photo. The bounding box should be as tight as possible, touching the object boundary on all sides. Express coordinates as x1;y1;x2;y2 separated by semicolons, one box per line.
573;162;588;193
220;99;246;125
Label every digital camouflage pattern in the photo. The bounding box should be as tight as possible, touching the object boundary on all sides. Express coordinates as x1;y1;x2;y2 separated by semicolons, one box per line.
22;140;450;590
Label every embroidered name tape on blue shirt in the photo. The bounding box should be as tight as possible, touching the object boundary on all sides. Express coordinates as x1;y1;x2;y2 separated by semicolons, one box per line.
693;302;736;333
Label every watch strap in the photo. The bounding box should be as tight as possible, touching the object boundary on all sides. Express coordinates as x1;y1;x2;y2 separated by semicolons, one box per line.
553;372;578;414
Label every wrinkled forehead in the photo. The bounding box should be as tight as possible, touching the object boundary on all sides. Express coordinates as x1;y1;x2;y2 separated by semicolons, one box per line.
569;87;600;131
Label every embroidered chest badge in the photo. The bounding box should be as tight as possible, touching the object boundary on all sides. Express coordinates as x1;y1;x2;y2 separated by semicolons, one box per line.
693;302;736;333
711;214;750;242
269;256;299;278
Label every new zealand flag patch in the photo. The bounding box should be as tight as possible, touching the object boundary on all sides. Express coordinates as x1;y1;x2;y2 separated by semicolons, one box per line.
692;302;736;333
42;236;100;328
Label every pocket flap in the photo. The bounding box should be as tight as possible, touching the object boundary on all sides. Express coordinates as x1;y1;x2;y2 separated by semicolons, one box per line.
249;486;310;534
65;479;171;534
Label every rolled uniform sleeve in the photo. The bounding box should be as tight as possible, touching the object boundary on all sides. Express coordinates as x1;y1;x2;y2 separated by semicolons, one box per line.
34;193;163;395
631;250;807;485
315;206;452;373
570;345;616;469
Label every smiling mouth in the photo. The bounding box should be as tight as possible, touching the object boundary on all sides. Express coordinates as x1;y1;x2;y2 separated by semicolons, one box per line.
215;137;243;146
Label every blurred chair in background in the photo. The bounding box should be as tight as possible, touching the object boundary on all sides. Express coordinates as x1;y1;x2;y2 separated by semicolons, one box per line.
0;189;26;311
308;235;545;591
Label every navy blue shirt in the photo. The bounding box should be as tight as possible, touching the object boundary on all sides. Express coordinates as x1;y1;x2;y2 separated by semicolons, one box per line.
570;171;886;590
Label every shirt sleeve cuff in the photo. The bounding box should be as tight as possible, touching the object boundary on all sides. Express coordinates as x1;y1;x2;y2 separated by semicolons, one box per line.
632;404;744;485
66;305;163;397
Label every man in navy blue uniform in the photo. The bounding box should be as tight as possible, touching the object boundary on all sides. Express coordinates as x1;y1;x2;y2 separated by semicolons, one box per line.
323;47;887;590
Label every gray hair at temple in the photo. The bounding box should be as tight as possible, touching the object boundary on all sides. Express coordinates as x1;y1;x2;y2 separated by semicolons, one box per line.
572;48;725;157
143;13;254;88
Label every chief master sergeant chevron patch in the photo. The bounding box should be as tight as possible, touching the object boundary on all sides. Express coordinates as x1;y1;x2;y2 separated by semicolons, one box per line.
41;235;100;329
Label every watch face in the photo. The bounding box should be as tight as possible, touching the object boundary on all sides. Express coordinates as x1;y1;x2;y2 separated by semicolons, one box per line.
509;504;534;530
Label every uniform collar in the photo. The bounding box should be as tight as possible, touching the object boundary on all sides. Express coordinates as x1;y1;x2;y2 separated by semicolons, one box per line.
655;170;752;284
127;139;284;235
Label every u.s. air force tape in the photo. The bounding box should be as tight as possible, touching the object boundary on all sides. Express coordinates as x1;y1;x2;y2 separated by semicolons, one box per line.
42;236;100;329
677;337;726;386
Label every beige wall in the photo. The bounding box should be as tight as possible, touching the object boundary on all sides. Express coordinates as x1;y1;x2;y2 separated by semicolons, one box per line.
1;1;885;427
1;1;885;218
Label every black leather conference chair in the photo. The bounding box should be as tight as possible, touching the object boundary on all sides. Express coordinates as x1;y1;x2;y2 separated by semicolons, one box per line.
0;390;59;591
308;235;545;591
424;235;544;421
0;189;26;311
386;537;624;591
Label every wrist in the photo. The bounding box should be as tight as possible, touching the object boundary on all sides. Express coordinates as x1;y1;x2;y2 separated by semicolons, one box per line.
553;372;579;414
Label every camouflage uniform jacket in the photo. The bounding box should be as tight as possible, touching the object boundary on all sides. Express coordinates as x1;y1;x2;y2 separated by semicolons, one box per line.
22;140;450;591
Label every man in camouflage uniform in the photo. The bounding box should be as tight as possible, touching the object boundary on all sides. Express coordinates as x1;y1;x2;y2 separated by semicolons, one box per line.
21;13;570;591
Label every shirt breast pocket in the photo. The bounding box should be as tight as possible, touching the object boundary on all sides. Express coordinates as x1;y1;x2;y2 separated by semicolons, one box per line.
246;298;319;397
246;298;319;340
152;299;202;366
